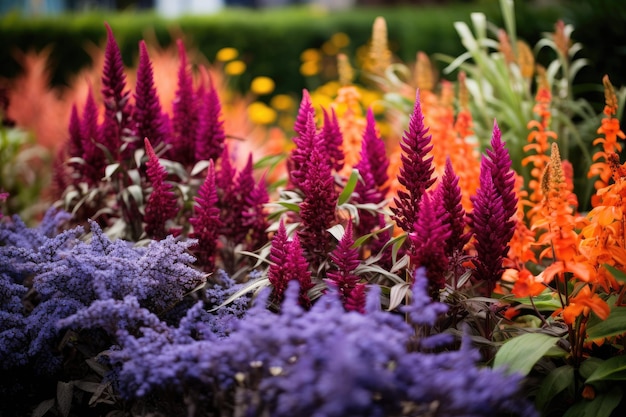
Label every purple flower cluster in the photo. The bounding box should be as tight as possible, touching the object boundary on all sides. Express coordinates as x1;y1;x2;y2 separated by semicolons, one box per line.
100;275;536;417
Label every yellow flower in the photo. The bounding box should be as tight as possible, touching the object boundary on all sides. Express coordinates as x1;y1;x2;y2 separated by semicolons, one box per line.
270;94;295;112
216;47;238;62
300;48;321;62
322;41;339;56
250;76;275;95
225;60;246;76
331;32;350;48
300;61;320;77
247;101;277;125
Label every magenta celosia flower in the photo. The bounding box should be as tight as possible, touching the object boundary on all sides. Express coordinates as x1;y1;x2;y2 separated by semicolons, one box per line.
327;221;366;313
363;107;389;193
298;142;338;268
391;89;436;233
224;154;256;244
143;138;179;240
409;190;451;296
268;219;314;308
320;107;344;173
483;121;517;224
169;39;198;167
67;104;82;160
80;87;105;185
288;95;319;190
195;72;225;162
101;23;133;159
242;175;270;251
437;158;470;259
189;160;223;272
293;89;314;139
216;146;236;196
134;40;171;149
469;167;510;296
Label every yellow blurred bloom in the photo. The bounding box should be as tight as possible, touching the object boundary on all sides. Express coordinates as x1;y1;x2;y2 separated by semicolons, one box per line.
225;60;246;76
270;94;295;111
322;41;339;56
310;92;333;110
300;61;320;77
216;47;238;62
250;76;275;95
331;32;350;48
300;48;321;62
247;101;277;125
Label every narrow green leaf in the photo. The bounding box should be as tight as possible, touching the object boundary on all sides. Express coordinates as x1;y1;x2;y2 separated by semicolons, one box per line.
190;160;212;177
586;356;626;384
387;283;411;311
104;163;120;180
57;381;73;417
493;333;561;376
31;399;55;417
338;169;360;206
209;277;269;312
604;264;626;283
587;306;626;341
535;365;574;411
327;224;345;242
277;201;300;213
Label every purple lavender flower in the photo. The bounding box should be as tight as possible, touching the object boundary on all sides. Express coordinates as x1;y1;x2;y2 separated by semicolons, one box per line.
134;40;171;149
326;220;366;313
409;190;451;295
168;39;198;166
298;142;338;268
320;107;344;172
195;72;225;162
143;138;179;239
101;23;133;159
189;160;223;272
391;89;436;233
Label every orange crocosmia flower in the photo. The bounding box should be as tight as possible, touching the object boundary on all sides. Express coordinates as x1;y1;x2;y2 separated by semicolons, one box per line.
511;269;546;298
542;261;594;284
555;285;610;324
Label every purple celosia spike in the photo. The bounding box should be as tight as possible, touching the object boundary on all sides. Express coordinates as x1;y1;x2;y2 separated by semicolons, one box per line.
229;154;256;244
469;165;509;296
437;157;470;258
169;39;197;166
363;107;389;193
101;23;133;159
320;107;345;172
144;138;179;240
242;174;270;251
216;145;236;194
189;160;223;272
327;221;365;313
67;104;82;159
483;121;517;223
288;102;319;190
409;190;451;296
287;234;315;309
294;89;314;139
80;87;105;185
268;219;314;308
391;89;436;233
298;143;338;268
196;71;225;162
134;40;170;149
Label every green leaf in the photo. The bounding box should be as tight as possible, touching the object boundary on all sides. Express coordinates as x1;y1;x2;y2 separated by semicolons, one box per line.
493;333;561;376
387;283;411;311
338;169;360;206
587;306;626;341
104;163;120;180
535;365;574;411
563;387;622;417
277;201;300;213
57;381;73;417
327;224;345;242
31;399;55;417
604;264;626;284
586;356;626;384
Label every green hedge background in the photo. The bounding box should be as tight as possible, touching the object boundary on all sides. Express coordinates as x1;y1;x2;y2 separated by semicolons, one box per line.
0;1;623;103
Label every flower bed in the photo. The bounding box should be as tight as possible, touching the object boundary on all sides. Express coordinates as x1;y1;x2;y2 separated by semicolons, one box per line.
1;1;626;416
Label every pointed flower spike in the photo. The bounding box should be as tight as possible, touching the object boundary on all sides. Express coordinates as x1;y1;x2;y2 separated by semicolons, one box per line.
144;138;179;240
189;160;222;271
369;16;391;75
196;67;225;162
437;157;470;258
363;107;389;192
391;89;435;233
169;39;197;166
293;89;314;139
320;107;344;172
135;40;170;148
484;120;518;225
327;220;364;312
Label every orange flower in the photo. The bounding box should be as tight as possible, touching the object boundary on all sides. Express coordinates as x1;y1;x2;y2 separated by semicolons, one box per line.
554;285;610;325
511;268;546;298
